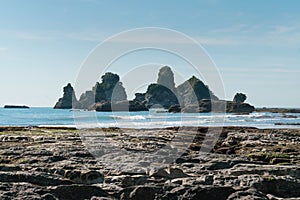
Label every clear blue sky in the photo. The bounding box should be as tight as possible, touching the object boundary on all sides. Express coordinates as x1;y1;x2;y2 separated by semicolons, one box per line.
0;0;299;107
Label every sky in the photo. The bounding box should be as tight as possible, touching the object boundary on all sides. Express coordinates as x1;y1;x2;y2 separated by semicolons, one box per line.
0;0;300;107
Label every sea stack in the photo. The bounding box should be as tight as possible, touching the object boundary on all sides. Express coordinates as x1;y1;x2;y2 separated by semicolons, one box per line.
54;83;77;109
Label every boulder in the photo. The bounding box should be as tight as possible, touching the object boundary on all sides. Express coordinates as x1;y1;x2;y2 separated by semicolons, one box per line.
129;186;156;200
75;72;127;109
181;186;235;200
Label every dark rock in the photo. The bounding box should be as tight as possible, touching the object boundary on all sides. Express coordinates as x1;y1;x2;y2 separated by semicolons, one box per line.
49;185;109;200
205;161;233;170
70;72;127;109
91;100;148;112
233;93;247;103
95;72;127;103
4;105;29;109
145;84;178;109
255;107;300;113
227;189;268;200
168;104;181;113
0;172;73;186
253;178;300;198
226;101;255;114
177;76;218;106
133;93;146;102
129;186;156;200
275;122;300;126
54;83;77;109
181;186;235;200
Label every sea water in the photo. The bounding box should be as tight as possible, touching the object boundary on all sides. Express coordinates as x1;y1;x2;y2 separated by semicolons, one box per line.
0;107;300;129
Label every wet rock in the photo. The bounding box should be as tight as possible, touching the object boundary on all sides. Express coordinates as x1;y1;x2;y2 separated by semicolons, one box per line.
0;172;73;186
129;186;156;200
181;186;235;200
227;188;268;200
49;185;109;200
253;178;300;198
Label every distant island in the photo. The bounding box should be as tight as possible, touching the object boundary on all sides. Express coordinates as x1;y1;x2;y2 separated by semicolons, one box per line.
4;105;30;109
54;66;255;114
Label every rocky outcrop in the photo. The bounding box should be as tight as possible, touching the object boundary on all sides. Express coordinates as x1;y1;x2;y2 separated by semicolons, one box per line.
55;73;128;110
142;66;178;109
233;93;247;103
77;73;127;109
157;66;176;93
54;83;77;109
89;100;148;112
173;100;255;114
54;67;255;113
226;101;255;113
0;126;299;199
94;72;127;103
177;76;218;106
144;84;178;109
255;107;300;113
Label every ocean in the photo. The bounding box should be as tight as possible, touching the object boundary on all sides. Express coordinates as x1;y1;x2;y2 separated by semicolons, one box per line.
0;107;300;129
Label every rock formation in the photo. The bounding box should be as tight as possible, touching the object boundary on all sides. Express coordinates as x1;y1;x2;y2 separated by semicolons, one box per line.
177;76;218;106
144;84;178;109
54;67;255;113
233;93;247;103
55;73;127;110
54;83;77;109
157;66;176;93
141;66;179;109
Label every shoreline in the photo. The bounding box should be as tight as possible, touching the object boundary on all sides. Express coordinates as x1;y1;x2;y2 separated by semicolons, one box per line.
1;124;300;131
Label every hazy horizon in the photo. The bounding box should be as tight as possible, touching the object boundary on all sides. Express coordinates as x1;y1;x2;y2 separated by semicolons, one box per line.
1;1;300;108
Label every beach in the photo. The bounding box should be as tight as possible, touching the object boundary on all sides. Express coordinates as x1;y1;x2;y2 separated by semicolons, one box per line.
0;126;299;199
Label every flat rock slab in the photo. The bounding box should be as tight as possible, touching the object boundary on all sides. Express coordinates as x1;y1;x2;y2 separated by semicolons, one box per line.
0;126;299;199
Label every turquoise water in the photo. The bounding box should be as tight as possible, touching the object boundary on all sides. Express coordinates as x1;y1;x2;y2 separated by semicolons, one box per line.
0;107;300;128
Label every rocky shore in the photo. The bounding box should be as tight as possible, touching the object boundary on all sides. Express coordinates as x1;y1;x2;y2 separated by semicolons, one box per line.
0;126;299;199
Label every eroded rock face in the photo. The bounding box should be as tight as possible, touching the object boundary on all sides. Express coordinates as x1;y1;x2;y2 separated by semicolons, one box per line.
177;76;218;106
143;66;178;109
54;83;77;109
157;66;176;93
145;84;178;109
94;73;127;103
